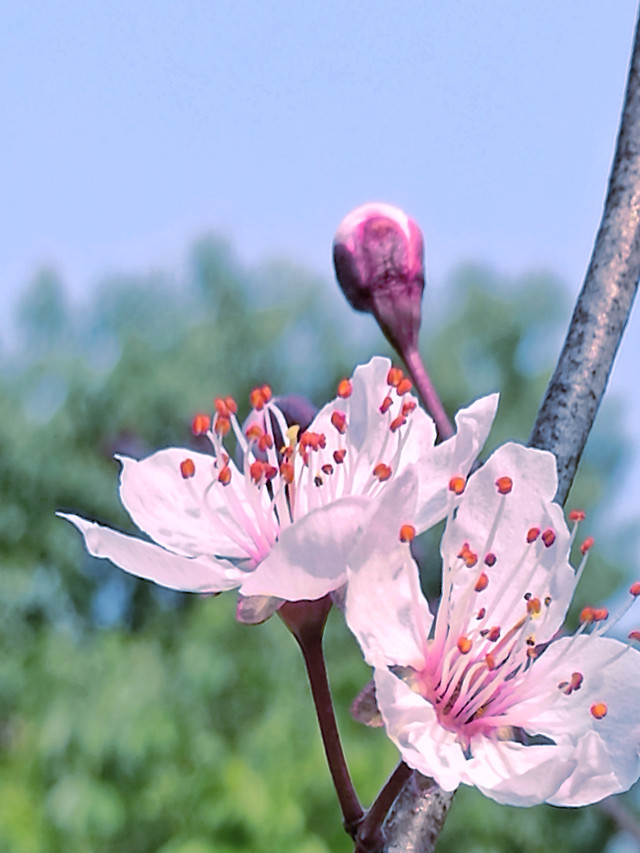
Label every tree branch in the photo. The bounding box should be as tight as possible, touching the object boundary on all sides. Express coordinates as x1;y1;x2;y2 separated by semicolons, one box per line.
381;6;640;851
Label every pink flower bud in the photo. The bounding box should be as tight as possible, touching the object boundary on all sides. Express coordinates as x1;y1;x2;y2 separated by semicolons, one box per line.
333;202;425;354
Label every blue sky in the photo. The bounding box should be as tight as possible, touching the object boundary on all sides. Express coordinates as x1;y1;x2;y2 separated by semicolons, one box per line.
3;1;640;511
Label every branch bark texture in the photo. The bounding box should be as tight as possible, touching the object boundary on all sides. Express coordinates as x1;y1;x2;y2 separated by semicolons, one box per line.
381;7;640;851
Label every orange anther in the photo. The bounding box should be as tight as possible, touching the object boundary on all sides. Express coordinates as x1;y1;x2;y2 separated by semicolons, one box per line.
214;397;231;418
333;449;347;464
218;466;232;486
474;572;489;592
484;552;496;567
401;400;417;416
399;524;416;543
373;462;392;482
485;653;496;670
245;423;263;440
541;528;556;548
526;526;540;543
191;413;211;435
457;636;472;655
250;384;272;410
569;509;586;522
396;377;413;395
337;378;352;398
458;541;478;568
629;630;640;642
495;476;513;495
389;415;407;432
580;606;595;624
449;476;466;495
379;395;393;414
592;607;608;622
180;458;196;479
526;597;542;616
487;626;501;642
279;461;295;484
258;433;274;452
249;461;276;484
224;395;238;415
387;366;403;387
590;702;607;720
331;411;347;434
214;415;231;436
630;582;640;597
580;536;595;555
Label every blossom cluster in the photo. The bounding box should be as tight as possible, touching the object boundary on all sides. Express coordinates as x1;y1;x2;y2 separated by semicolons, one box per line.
61;203;640;811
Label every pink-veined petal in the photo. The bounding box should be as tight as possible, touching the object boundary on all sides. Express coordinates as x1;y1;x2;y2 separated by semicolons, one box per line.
239;496;371;601
118;449;270;561
59;513;244;592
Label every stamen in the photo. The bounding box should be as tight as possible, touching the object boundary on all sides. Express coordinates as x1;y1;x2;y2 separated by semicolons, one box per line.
484;552;496;566
457;636;472;655
630;582;640;597
526;527;540;543
214;415;232;436
218;465;231;486
389;415;407;432
373;462;392;482
279;461;294;484
569;509;586;522
590;702;607;720
399;524;416;543
337;378;352;398
449;476;466;495
180;458;196;479
580;536;595;555
402;400;417;416
629;630;640;642
330;411;347;434
396;378;412;395
333;449;347;464
526;597;542;617
387;366;403;387
474;572;489;592
495;476;513;495
379;395;393;414
191;413;211;435
249;384;272;410
541;528;556;548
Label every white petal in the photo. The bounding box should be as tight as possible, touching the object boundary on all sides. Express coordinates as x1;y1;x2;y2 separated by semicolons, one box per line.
373;667;467;792
59;513;244;592
239;496;370;600
346;471;433;667
118;449;268;560
441;442;575;645
513;635;640;805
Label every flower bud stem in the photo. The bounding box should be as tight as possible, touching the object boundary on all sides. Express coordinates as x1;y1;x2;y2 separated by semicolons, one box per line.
353;761;414;852
403;346;454;440
279;600;364;837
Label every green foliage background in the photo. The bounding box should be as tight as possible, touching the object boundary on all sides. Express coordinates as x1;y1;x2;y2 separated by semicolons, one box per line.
1;238;638;852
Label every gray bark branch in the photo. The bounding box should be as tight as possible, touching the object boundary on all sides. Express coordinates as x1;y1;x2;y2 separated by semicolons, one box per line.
381;6;640;851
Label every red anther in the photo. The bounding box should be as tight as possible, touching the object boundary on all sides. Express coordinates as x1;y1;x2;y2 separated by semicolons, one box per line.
485;653;496;670
570;672;583;691
541;528;556;548
250;384;272;410
314;475;324;487
580;606;595;624
526;526;540;543
333;449;347;465
396;377;413;395
279;461;295;484
191;413;211;435
590;702;607;720
180;458;196;479
569;509;586;522
458;541;478;567
527;647;538;659
373;462;392;482
389;415;407;432
300;431;327;452
592;607;608;622
214;415;231;436
476;608;486;620
387;366;403;387
487;626;501;642
449;476;466;495
457;636;472;655
214;397;231;418
330;411;347;434
257;433;274;452
495;476;513;495
399;524;416;543
629;630;640;642
474;572;489;592
484;552;496;567
580;536;595;555
630;582;640;597
558;680;571;695
321;463;334;476
379;395;393;414
249;461;264;483
218;466;232;486
337;378;352;398
401;399;417;416
224;395;238;415
526;597;542;616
